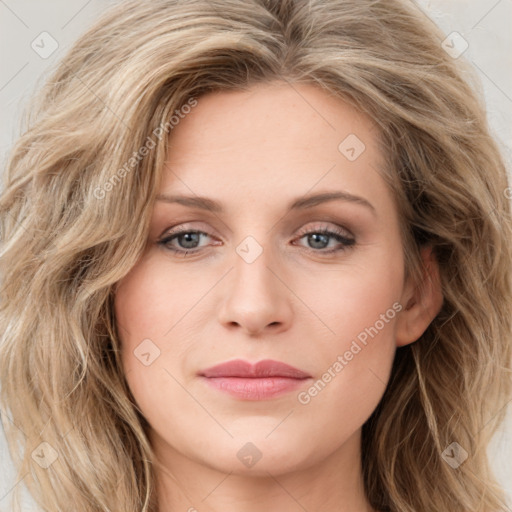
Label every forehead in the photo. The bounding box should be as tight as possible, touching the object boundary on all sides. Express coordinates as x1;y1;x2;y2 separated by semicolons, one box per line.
166;81;380;163
160;82;390;217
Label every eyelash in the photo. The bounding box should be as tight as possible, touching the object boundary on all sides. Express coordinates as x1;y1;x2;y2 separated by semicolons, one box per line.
157;224;356;258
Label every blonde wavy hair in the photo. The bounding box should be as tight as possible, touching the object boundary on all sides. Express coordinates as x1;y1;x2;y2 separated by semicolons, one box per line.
1;0;511;511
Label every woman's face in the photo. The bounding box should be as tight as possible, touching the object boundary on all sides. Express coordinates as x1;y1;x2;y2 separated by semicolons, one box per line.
114;82;420;477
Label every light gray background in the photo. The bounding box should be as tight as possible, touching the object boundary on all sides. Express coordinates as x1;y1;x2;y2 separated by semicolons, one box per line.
1;0;511;510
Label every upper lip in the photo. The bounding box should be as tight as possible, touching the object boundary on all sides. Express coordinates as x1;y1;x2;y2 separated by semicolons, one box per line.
199;359;311;379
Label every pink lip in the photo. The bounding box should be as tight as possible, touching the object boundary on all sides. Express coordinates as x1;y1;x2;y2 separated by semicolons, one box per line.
199;359;311;400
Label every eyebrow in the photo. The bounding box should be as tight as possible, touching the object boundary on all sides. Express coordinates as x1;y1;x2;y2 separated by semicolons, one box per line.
155;191;376;216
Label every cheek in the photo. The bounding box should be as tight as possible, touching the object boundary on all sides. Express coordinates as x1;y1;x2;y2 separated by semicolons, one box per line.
114;260;176;389
295;250;402;413
114;254;203;354
307;246;403;350
114;258;189;425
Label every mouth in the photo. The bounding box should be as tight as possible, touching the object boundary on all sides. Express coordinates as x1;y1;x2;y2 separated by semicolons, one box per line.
198;359;311;400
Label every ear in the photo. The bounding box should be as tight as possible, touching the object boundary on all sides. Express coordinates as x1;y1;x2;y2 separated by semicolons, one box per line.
395;245;444;347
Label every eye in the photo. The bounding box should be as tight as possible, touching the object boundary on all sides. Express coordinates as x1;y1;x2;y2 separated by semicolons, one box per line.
157;223;356;258
158;229;216;257
293;224;356;254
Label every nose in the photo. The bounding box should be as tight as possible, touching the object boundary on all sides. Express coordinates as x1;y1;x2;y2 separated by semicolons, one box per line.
217;244;293;336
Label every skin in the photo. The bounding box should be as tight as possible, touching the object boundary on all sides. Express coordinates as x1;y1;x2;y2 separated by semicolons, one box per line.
114;81;443;512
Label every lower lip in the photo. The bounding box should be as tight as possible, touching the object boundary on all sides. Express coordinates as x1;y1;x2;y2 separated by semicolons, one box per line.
200;376;309;400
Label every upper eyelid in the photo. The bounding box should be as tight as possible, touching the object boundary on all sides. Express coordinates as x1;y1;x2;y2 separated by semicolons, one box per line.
159;221;353;238
296;222;353;237
159;223;218;240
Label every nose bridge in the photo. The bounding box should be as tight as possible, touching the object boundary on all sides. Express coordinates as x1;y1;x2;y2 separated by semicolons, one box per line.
233;235;275;296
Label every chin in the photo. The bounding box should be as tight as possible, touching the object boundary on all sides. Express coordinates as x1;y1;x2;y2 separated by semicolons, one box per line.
184;431;325;477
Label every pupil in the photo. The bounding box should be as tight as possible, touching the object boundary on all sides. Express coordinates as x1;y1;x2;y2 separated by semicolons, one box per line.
179;232;200;249
309;233;328;249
